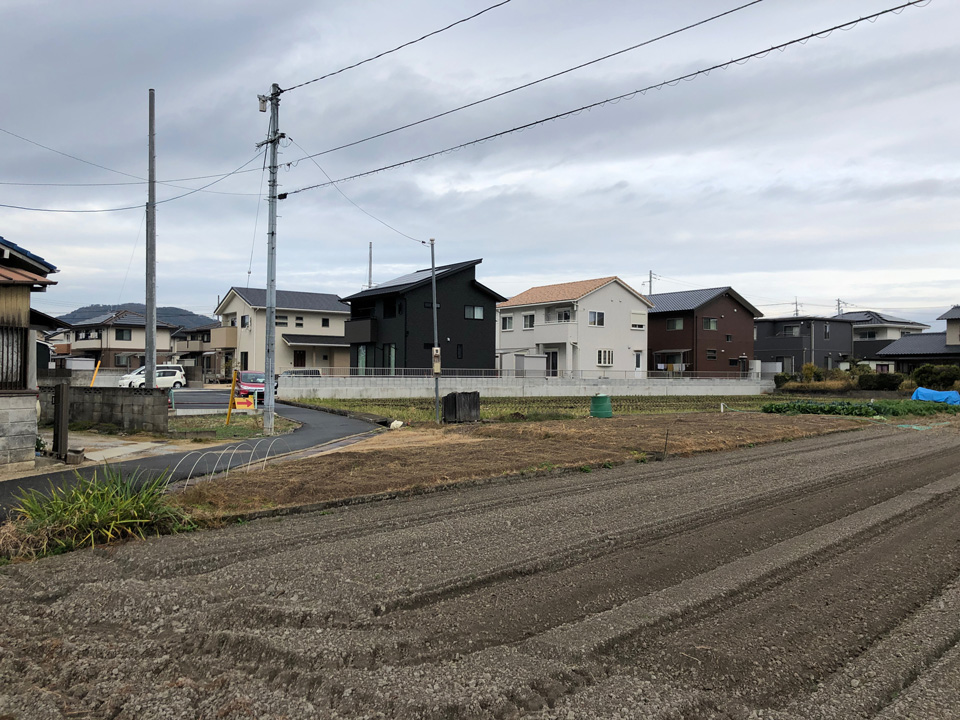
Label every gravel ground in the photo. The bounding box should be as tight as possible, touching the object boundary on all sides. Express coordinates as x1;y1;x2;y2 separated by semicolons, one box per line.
2;424;959;719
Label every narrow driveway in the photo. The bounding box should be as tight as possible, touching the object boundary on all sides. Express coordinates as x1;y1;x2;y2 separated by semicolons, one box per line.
0;400;377;513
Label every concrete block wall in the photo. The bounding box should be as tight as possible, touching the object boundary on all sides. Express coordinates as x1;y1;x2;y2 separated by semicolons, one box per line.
0;393;39;469
40;369;128;388
40;386;168;433
278;375;774;400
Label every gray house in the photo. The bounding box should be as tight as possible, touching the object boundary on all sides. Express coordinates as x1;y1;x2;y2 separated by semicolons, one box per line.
753;316;855;373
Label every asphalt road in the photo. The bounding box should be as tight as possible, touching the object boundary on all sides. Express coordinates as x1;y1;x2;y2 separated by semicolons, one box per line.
0;399;376;514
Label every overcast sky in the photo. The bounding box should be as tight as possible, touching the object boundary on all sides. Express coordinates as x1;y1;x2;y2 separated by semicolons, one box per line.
2;0;956;329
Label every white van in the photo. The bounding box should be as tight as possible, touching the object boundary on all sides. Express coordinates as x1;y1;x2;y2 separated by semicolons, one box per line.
118;364;186;389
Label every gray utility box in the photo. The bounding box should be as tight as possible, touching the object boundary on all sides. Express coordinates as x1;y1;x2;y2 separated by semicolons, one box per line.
442;391;480;423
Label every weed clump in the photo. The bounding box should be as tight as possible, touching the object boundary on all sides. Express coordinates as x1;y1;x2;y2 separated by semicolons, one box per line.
0;467;193;562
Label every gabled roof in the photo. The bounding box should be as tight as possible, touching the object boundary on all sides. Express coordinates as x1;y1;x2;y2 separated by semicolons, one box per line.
342;259;505;302
834;310;930;329
938;306;960;321
876;332;960;357
647;287;761;317
498;276;651;309
0;236;58;276
72;309;177;329
0;265;56;290
218;287;350;315
757;315;853;323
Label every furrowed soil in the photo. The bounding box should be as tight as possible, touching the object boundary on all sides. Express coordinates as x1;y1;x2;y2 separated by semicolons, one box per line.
3;415;960;719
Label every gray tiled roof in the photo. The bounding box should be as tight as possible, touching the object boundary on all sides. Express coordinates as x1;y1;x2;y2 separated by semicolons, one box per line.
938;306;960;320
647;287;761;317
231;287;350;313
834;310;928;328
876;332;960;357
72;310;177;329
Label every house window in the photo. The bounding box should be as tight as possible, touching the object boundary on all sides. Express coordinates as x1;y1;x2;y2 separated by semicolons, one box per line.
457;343;463;360
386;344;396;372
295;316;304;328
824;323;831;340
783;325;799;337
114;355;128;368
729;359;740;367
501;315;513;331
523;314;535;329
588;311;605;327
706;349;717;360
241;315;250;328
726;334;733;342
240;351;249;371
630;312;645;330
666;318;683;331
876;364;890;373
556;309;571;323
115;329;131;341
294;350;306;367
858;330;876;339
597;349;614;367
464;305;484;320
322;318;330;328
703;318;718;331
276;315;288;327
357;345;366;370
202;332;210;343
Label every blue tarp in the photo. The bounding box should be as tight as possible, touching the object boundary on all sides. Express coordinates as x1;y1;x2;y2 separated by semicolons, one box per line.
911;387;960;405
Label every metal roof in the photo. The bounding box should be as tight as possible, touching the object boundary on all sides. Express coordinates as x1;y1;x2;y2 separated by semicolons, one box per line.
281;334;350;347
0;235;58;275
341;259;496;302
876;332;960;357
0;265;56;288
226;287;350;313
938;306;960;320
647;287;762;317
71;309;177;329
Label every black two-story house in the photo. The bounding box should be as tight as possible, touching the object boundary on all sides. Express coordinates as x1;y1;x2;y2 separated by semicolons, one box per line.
341;259;506;372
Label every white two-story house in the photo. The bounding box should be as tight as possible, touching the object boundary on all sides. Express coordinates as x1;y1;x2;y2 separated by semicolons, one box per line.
214;287;351;374
496;276;653;377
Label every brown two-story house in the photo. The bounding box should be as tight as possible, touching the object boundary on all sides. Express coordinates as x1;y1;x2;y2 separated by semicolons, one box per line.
646;287;761;375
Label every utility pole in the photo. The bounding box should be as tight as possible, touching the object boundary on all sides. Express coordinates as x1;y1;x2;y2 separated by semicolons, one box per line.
837;298;843;316
257;83;283;435
430;238;440;424
367;242;373;289
794;297;800;317
145;88;157;389
649;270;653;296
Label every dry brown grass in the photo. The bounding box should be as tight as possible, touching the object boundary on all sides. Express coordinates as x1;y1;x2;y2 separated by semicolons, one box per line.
173;413;864;515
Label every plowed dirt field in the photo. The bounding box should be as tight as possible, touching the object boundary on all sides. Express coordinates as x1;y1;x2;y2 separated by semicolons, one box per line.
2;418;960;719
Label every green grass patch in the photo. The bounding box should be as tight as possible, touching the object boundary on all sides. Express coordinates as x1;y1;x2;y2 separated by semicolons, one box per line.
762;399;960;418
0;466;194;562
295;395;807;423
168;413;299;440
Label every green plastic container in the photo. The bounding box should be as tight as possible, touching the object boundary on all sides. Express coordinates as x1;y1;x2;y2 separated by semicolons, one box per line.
590;394;613;418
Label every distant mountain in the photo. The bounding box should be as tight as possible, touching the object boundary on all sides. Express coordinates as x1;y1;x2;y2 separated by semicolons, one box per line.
58;303;216;330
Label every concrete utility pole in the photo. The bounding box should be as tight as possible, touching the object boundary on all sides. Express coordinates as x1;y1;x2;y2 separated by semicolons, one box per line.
649;270;653;296
257;83;283;435
430;238;440;424
367;242;373;289
145;89;157;389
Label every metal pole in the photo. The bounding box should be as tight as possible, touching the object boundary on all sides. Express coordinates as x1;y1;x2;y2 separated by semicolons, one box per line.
145;89;157;389
258;83;282;435
430;238;440;424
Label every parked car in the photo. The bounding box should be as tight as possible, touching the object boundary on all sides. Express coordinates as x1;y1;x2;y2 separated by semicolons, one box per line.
236;371;266;399
118;364;186;388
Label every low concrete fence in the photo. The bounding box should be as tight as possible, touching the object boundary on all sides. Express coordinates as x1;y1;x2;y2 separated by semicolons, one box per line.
40;368;129;388
40;386;168;433
278;375;774;400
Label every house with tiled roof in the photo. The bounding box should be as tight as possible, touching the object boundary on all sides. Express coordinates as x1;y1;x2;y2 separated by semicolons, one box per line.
67;309;178;369
832;310;929;370
874;306;960;373
497;277;652;377
342;259;505;372
213;287;351;375
647;287;761;374
0;236;59;470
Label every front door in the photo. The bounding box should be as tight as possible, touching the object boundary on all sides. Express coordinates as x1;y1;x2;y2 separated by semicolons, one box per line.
634;351;645;378
545;350;559;377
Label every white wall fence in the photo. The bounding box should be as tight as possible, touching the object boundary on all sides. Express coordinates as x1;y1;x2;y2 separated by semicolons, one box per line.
278;374;774;399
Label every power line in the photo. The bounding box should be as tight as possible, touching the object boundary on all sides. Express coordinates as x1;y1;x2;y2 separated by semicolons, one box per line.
285;0;766;165
288;136;423;245
282;0;929;199
0;150;265;213
281;0;514;94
